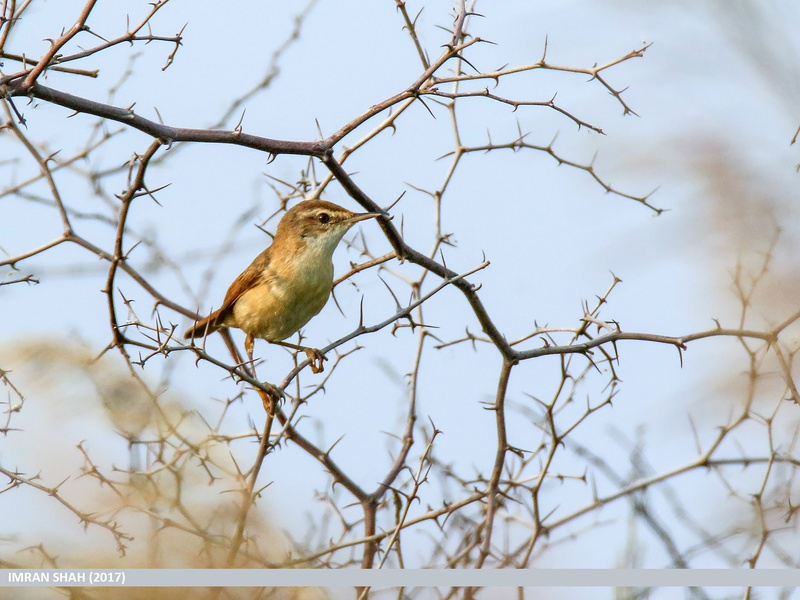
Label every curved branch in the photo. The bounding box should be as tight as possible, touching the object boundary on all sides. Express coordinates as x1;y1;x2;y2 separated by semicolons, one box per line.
7;82;330;157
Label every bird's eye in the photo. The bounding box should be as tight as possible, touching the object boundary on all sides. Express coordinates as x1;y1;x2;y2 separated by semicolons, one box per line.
317;212;330;224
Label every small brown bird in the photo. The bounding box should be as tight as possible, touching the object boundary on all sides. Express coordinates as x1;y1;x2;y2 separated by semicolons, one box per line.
185;200;380;372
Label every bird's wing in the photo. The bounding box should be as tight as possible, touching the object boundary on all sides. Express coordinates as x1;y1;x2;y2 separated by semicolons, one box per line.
217;250;269;318
215;251;269;321
184;250;269;339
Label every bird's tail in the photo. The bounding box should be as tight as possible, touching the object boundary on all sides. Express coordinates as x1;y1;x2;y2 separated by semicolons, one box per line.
184;310;222;339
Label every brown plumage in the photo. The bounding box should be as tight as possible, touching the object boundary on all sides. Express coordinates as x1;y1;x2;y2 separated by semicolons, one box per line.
185;200;380;372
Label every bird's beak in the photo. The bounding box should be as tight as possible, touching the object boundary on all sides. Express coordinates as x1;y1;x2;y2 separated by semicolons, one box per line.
346;212;382;225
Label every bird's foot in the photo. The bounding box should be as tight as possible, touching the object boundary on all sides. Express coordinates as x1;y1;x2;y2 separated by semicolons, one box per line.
269;339;328;373
258;383;284;415
304;348;328;374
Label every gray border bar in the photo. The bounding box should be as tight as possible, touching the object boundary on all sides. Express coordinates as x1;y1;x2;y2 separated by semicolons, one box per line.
2;569;798;587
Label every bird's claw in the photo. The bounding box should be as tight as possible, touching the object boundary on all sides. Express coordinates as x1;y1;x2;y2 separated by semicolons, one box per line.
259;384;284;415
304;348;328;374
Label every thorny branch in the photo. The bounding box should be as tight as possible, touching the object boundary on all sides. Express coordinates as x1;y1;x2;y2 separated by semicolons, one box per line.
2;0;800;590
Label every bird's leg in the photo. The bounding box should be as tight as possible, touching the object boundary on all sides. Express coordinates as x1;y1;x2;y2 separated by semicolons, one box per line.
270;340;328;374
245;333;282;415
245;334;255;369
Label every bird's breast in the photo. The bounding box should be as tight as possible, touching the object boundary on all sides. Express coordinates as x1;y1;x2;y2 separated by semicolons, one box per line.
232;256;334;342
